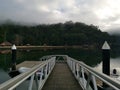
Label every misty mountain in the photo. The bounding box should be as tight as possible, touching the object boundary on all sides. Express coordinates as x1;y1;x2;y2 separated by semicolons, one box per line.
0;21;115;48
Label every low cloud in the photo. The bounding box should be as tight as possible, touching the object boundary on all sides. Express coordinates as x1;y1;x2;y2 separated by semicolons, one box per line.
0;0;120;32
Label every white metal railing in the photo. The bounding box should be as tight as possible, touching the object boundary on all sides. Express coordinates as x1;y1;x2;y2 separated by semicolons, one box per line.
0;57;56;90
1;55;120;90
66;56;120;90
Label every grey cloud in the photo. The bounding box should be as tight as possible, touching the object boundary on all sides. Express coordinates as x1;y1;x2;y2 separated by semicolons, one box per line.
103;15;120;23
0;0;120;32
0;0;101;24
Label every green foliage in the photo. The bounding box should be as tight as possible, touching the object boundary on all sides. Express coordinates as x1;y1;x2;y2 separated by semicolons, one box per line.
0;21;114;46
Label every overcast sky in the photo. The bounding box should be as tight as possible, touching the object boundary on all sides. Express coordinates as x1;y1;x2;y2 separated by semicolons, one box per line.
0;0;120;32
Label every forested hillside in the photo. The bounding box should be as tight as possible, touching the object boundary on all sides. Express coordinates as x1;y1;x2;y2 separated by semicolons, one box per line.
0;21;114;46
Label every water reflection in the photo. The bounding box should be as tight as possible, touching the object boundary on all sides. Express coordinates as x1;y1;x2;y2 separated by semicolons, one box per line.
0;50;11;54
0;48;105;70
0;48;120;84
0;69;11;83
94;57;120;74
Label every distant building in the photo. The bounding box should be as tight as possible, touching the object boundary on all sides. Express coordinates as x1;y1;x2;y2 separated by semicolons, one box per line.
0;41;12;46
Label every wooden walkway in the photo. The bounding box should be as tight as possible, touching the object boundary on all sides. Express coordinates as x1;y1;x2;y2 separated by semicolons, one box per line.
42;62;82;90
16;61;42;69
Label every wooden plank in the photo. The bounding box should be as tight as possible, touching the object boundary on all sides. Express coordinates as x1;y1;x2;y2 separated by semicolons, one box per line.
16;61;43;69
42;63;82;90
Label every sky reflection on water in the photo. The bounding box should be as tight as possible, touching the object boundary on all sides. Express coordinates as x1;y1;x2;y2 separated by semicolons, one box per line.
94;57;120;74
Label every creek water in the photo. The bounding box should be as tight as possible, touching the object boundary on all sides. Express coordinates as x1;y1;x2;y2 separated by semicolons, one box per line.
0;48;120;86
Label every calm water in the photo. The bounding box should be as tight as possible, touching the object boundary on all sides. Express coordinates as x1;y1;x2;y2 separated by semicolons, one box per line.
0;48;120;84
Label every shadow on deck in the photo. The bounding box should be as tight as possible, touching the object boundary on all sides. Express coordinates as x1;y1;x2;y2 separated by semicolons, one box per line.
42;62;82;90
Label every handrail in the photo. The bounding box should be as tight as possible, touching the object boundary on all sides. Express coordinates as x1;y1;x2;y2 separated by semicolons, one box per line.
0;57;56;90
66;56;120;90
78;61;120;89
1;55;120;90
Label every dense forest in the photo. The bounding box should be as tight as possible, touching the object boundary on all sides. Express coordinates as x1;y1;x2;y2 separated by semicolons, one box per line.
0;21;115;47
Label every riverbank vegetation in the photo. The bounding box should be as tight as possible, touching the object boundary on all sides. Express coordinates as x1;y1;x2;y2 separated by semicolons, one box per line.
0;21;115;48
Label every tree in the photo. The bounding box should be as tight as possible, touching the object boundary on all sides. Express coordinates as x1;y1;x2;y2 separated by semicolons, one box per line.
0;21;114;47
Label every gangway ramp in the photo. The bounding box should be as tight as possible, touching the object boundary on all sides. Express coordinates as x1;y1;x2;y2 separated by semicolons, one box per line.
42;62;82;90
0;55;120;90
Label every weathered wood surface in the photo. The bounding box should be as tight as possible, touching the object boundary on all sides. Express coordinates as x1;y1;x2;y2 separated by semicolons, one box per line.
16;61;43;69
42;63;82;90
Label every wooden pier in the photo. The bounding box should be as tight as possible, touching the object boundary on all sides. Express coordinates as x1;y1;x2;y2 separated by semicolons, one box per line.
42;62;82;90
15;61;82;90
16;61;43;69
1;55;120;90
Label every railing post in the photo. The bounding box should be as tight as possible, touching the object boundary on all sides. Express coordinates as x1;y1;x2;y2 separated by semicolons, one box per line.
38;68;44;89
86;73;92;89
91;75;98;90
73;62;75;75
76;63;79;79
29;74;35;90
81;67;86;88
35;73;39;88
45;64;48;77
70;60;72;70
48;62;51;73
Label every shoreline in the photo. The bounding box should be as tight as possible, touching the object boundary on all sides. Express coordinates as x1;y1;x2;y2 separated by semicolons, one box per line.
0;45;95;50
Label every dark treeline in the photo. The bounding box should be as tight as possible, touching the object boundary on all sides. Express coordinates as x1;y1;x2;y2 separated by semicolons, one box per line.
0;21;114;47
